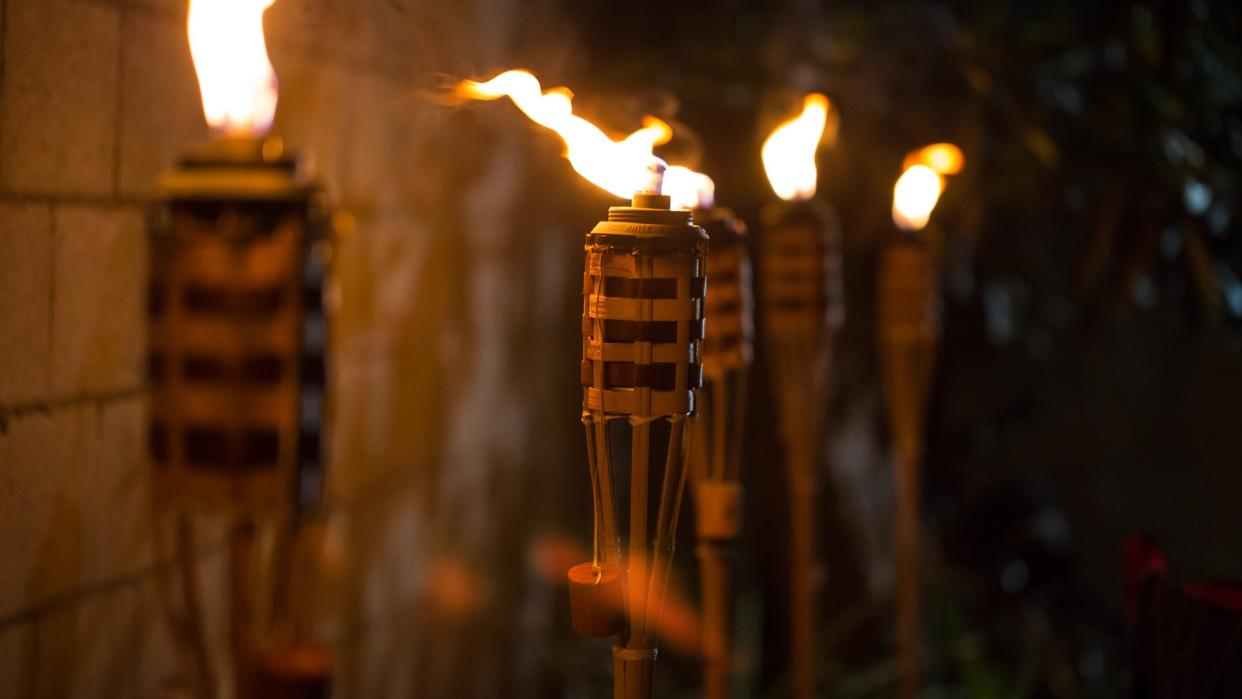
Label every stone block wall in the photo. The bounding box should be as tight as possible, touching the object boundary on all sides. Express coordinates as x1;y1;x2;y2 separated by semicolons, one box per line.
0;0;595;696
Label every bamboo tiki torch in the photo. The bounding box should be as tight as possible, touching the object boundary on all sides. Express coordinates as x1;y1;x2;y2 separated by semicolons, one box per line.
153;2;335;696
758;94;841;699
880;144;962;699
453;71;709;699
666;168;755;699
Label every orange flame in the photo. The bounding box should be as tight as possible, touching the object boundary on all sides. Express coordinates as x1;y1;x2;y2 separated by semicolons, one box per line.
892;143;964;231
903;143;964;176
761;94;832;201
663;166;715;210
187;0;279;135
455;70;673;199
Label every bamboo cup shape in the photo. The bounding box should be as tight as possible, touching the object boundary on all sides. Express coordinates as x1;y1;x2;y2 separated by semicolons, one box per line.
577;192;708;699
878;237;939;699
688;207;754;699
758;200;844;699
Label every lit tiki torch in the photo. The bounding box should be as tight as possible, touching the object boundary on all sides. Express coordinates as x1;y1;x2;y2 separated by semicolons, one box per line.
880;143;962;699
757;93;841;699
455;71;709;699
665;168;753;699
149;1;333;696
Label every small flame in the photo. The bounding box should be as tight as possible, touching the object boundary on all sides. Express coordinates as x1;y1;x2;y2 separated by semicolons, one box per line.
761;94;831;201
892;165;944;231
903;143;964;176
455;70;672;199
663;166;715;210
187;0;279;135
892;143;963;231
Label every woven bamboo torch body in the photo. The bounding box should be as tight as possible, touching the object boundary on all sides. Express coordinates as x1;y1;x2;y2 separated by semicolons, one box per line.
149;136;333;698
150;136;329;513
575;192;708;699
877;237;939;699
689;207;754;699
759;200;844;699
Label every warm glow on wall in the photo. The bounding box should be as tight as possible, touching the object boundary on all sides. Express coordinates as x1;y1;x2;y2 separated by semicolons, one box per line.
187;0;279;135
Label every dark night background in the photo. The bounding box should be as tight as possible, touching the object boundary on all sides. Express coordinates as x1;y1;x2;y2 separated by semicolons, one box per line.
494;0;1242;694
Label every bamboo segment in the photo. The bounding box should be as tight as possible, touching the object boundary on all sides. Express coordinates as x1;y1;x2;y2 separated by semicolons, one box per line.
878;239;939;699
759;201;844;699
696;541;733;699
613;648;656;699
579;194;707;698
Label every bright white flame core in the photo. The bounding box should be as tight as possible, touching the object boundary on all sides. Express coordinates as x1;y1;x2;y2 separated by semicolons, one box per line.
761;94;830;201
457;70;672;199
892;165;944;231
187;0;279;135
663;166;715;210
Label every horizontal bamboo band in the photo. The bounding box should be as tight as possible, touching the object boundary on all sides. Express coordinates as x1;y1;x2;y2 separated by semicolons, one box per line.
583;387;694;415
581;317;705;342
585;342;692;363
587;252;701;278
611;647;658;661
585;295;701;322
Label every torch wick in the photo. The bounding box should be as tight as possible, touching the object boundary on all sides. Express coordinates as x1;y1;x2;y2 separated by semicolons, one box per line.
639;159;667;196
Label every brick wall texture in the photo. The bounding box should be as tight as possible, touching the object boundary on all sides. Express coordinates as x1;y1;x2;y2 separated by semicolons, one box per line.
0;0;605;696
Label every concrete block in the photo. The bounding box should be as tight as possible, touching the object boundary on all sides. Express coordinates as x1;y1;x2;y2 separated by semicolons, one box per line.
0;407;92;621
33;583;139;698
50;205;146;396
0;623;35;698
0;0;120;195
0;202;52;404
0;397;154;621
117;8;209;198
80;398;155;586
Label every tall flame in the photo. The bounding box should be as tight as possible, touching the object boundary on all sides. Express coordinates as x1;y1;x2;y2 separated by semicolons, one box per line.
663;166;715;210
455;70;673;199
761;94;831;201
187;0;279;135
892;143;964;231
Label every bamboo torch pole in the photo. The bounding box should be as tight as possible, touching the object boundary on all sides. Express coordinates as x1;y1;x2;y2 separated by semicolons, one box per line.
687;204;753;699
759;200;844;699
758;92;840;699
880;145;962;699
878;238;938;699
